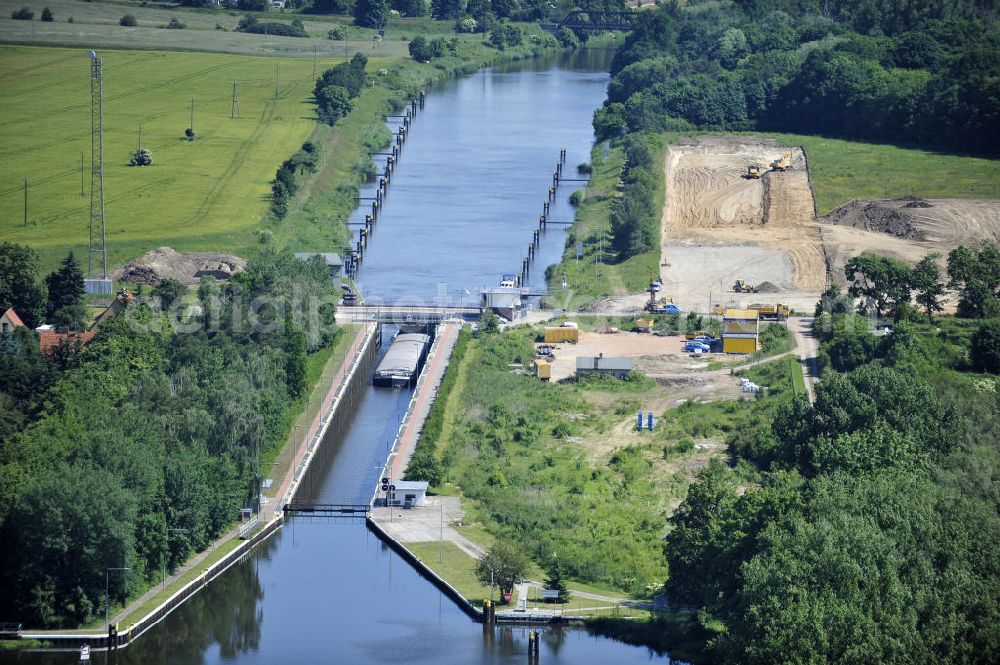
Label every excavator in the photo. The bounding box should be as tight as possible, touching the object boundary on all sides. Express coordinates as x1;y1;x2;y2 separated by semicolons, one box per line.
733;279;758;294
769;151;793;172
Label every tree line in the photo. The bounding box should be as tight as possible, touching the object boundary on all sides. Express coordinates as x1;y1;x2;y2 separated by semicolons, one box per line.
609;133;661;260
594;1;999;154
841;243;1000;321
0;246;338;627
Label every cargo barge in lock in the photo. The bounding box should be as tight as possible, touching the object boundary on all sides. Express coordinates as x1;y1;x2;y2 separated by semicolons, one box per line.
372;332;431;387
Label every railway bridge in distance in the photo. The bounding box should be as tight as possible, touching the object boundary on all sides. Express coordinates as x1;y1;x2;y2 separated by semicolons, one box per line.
543;10;641;34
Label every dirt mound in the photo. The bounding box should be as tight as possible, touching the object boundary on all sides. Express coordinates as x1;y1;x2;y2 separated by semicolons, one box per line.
756;281;780;293
112;247;246;286
823;200;924;240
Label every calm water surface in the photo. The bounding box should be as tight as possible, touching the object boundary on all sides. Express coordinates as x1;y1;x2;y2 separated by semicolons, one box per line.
6;49;680;665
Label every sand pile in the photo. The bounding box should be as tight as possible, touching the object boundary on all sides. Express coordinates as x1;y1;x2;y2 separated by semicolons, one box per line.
112;247;246;286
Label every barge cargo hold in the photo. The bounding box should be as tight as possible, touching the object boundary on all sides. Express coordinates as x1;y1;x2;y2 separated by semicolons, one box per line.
373;332;431;387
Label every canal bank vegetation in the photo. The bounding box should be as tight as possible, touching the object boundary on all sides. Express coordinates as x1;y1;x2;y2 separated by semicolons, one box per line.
549;132;664;309
0;250;342;628
406;324;808;602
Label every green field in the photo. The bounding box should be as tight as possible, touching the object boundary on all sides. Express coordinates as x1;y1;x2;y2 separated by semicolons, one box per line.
0;0;419;57
747;132;1000;214
0;44;369;268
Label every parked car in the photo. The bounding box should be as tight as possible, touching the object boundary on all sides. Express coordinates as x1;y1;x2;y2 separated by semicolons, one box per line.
684;341;710;352
692;335;716;344
663;303;682;315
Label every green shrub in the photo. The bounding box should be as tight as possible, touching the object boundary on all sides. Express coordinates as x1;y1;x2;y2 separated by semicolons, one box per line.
971;319;1000;374
11;7;33;20
119;14;137;27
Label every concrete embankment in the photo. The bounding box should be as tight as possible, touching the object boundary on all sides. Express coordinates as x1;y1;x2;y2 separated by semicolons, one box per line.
21;324;380;651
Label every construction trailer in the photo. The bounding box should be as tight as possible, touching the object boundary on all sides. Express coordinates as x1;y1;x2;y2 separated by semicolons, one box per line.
536;361;552;381
576;354;632;379
544;326;579;343
722;308;759;354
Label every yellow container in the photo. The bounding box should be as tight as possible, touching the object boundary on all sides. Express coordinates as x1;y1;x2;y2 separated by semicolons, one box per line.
544;327;579;343
536;362;552;380
723;337;757;354
636;317;654;332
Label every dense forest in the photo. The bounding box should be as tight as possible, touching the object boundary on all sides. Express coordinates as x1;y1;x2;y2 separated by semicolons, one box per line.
594;0;1000;154
0;247;338;627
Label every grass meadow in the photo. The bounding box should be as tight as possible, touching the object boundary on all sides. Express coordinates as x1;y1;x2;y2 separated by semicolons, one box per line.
746;131;1000;214
0;44;390;270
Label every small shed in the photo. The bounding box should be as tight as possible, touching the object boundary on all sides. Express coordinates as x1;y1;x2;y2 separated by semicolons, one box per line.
294;252;343;278
722;308;759;354
388;480;428;508
576;354;632;379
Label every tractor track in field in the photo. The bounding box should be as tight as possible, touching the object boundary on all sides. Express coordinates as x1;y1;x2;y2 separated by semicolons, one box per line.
185;94;277;228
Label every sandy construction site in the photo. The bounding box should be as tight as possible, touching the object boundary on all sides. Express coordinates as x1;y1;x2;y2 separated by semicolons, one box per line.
658;137;827;314
590;136;1000;316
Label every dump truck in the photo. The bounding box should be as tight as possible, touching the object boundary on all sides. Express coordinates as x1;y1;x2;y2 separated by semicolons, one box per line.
746;163;764;179
636;317;654;333
733;279;758;294
749;303;790;321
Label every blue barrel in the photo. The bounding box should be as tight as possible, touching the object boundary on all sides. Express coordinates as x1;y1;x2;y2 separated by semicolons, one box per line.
637;412;643;431
647;412;655;430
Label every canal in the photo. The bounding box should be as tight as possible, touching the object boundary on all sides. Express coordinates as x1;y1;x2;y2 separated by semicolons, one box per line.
13;49;677;664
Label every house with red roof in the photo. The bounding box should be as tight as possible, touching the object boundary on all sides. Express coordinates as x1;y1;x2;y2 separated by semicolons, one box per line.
1;308;25;334
35;328;96;355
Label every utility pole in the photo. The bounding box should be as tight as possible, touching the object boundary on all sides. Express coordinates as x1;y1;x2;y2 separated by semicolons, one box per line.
312;47;317;80
87;50;107;279
23;178;27;228
137;123;142;152
80;151;85;197
231;81;240;119
190;98;195;136
275;62;279;101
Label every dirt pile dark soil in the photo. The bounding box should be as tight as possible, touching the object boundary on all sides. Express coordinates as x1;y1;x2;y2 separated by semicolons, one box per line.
756;281;780;293
822;199;928;240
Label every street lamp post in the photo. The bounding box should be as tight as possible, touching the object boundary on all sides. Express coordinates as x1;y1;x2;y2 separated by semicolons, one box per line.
105;567;131;629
